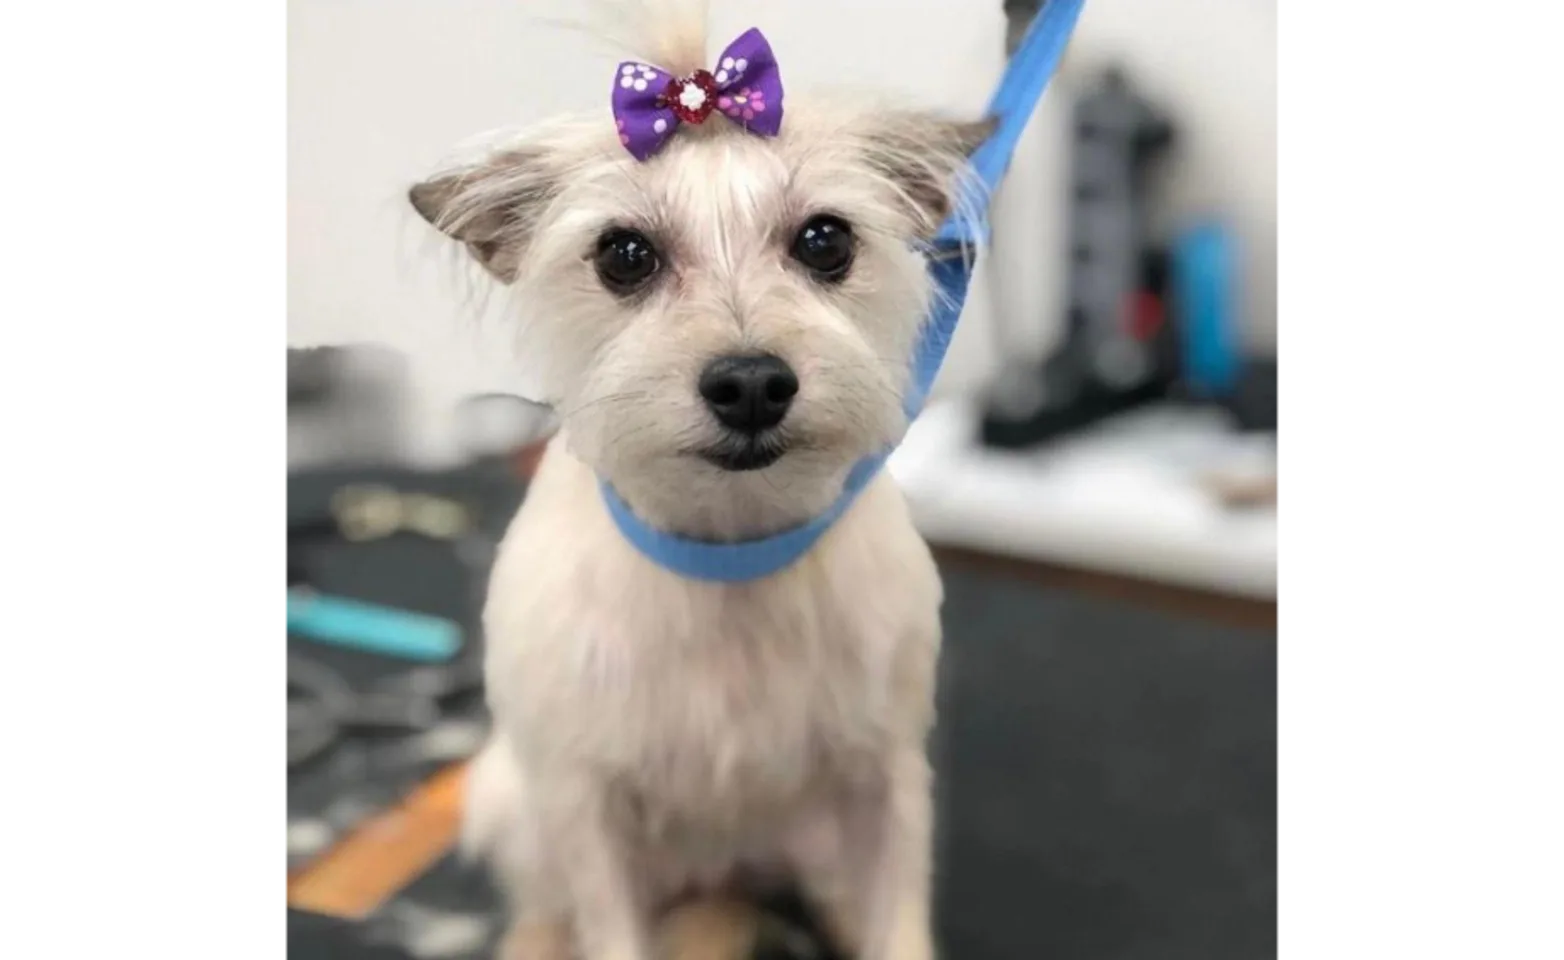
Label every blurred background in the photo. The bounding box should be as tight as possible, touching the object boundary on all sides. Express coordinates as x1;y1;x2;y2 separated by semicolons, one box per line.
287;1;1276;958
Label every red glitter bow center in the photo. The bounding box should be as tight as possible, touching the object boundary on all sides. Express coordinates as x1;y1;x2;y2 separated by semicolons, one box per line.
662;70;720;125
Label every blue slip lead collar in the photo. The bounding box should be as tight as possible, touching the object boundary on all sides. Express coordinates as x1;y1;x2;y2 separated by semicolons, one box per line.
601;0;1087;582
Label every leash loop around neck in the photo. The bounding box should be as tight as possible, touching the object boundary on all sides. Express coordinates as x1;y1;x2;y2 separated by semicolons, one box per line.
602;0;1087;582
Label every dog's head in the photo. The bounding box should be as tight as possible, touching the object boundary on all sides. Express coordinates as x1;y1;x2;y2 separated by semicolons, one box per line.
412;17;987;539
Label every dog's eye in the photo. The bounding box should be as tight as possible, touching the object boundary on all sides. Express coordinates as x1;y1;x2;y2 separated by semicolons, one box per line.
594;229;661;293
790;215;854;283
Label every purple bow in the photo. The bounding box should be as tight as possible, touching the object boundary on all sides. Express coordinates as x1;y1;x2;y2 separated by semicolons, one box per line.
612;27;785;162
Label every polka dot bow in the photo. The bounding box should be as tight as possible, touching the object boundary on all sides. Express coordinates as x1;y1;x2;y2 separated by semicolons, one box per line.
612;27;784;162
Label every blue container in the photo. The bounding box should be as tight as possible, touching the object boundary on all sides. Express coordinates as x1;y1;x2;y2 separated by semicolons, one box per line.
1172;221;1242;398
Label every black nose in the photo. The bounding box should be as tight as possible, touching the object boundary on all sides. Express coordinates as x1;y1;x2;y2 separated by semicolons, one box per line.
698;354;799;434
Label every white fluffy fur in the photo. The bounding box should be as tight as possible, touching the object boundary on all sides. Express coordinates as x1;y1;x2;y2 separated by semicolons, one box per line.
468;448;943;960
411;5;989;958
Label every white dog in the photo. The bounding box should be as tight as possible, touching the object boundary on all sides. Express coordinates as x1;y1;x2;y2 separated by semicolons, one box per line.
410;3;989;958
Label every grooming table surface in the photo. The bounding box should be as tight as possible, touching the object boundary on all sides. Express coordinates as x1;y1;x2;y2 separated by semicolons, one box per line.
286;465;1275;960
890;400;1278;599
933;563;1275;959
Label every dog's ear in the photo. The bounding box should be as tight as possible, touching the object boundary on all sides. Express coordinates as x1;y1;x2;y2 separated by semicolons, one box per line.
409;146;563;284
857;113;997;238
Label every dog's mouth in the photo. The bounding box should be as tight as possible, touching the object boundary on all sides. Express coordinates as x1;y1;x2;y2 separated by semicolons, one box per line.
697;433;789;472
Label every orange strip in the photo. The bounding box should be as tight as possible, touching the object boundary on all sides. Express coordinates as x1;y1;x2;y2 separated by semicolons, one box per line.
288;762;469;919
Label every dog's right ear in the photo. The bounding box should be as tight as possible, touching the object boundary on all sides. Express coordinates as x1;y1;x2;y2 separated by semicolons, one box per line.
409;146;562;284
854;112;998;239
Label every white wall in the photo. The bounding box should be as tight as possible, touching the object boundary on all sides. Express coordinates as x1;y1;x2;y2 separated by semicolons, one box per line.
288;0;1274;466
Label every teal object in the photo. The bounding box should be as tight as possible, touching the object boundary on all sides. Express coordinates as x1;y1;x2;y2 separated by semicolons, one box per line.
1172;221;1241;397
287;588;463;662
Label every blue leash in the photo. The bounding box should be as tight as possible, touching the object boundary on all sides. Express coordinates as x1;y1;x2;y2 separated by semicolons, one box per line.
602;0;1087;582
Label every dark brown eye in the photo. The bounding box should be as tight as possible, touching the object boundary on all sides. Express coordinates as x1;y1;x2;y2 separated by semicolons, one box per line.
594;229;661;293
790;215;854;283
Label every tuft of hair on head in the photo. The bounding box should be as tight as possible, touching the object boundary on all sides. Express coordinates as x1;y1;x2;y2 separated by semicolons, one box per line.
552;0;711;77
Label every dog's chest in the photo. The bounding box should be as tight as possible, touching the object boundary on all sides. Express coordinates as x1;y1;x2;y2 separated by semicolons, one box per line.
493;563;909;831
594;584;889;823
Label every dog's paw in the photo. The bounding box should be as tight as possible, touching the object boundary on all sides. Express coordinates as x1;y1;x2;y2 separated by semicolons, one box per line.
659;899;761;960
497;918;572;960
878;921;934;960
658;897;832;960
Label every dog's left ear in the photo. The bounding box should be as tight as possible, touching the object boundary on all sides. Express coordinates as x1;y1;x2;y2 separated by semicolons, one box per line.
409;146;563;284
857;112;997;237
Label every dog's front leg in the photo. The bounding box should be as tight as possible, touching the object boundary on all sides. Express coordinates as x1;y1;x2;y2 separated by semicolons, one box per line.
860;748;936;960
793;748;938;960
541;773;650;960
